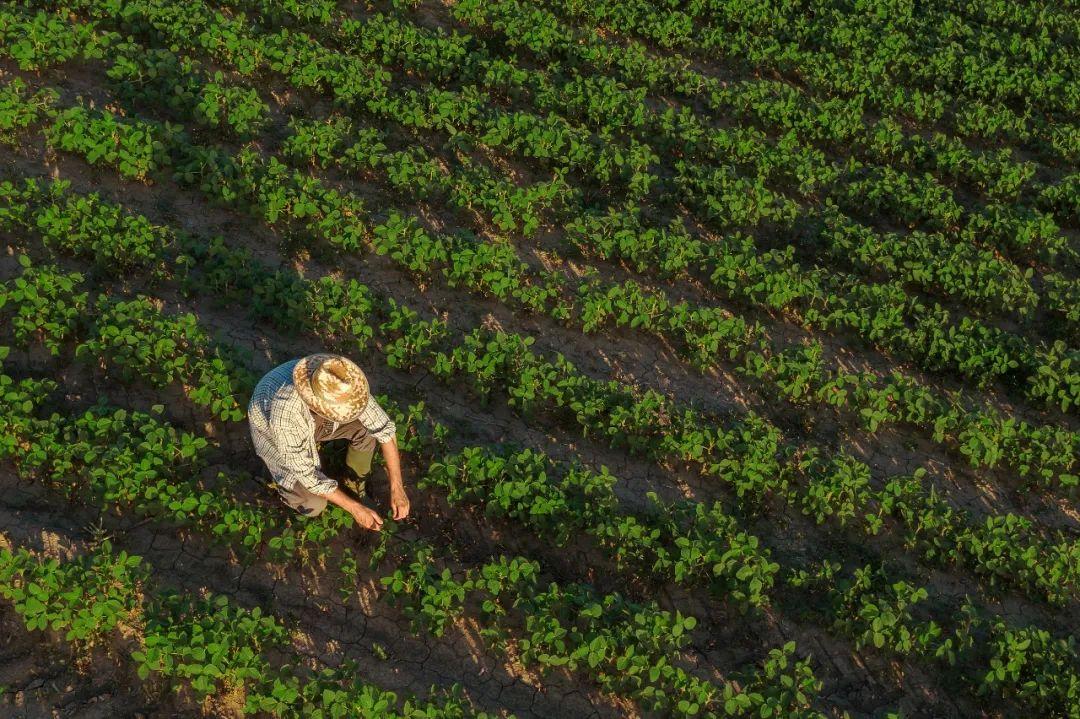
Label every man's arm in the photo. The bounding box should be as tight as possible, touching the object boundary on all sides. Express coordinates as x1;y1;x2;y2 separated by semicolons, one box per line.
357;396;410;521
380;437;410;520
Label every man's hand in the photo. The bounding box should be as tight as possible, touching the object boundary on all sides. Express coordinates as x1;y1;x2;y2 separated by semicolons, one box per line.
390;487;410;521
323;487;383;532
350;505;384;532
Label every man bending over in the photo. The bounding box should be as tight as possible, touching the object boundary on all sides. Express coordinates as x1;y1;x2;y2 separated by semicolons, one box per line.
248;354;409;531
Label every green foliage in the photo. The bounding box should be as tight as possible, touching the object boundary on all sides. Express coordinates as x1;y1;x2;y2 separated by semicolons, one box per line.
981;622;1080;717
0;78;57;145
378;538;802;717
45;105;182;181
1029;341;1080;413
1;3;1078;718
0;541;144;645
0;177;171;271
0;257;87;355
0;537;491;719
0;7;114;70
77;295;254;421
134;593;286;696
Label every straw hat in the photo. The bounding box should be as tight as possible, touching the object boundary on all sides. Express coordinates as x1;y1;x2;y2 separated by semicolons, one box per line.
293;354;370;423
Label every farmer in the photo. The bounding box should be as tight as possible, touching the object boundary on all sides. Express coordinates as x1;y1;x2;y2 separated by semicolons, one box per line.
248;354;409;532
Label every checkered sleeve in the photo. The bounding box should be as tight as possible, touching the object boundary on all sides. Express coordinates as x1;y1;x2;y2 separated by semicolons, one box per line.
271;409;338;496
249;361;338;496
357;395;397;444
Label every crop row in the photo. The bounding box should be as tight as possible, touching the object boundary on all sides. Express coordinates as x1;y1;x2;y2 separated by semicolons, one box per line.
6;0;1071;269
14;0;1071;375
0;342;346;557
3;174;1078;713
3;3;1078;716
0;3;113;69
728;0;1075;118
89;0;1080;405
2;173;1076;612
8;72;1080;595
14;18;1080;464
679;0;1079;121
786;559;1080;716
540;0;1080;166
0;317;1072;717
449;0;1080;307
261;0;1048;214
11;74;1077;497
0;248;253;422
265;19;1055;319
296;5;1070;284
12;0;1075;442
0;536;502;717
0;350;829;718
449;0;1071;217
376;540;821;717
330;8;1080;394
4;264;1075;716
0;174;825;712
944;0;1079;40
0;246;778;612
205;0;1074;334
4;0;1075;634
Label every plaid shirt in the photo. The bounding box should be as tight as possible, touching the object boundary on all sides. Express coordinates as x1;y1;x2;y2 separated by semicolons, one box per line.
248;360;396;495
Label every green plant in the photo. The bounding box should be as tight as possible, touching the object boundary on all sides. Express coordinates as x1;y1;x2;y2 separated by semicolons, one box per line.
0;256;87;355
0;540;144;647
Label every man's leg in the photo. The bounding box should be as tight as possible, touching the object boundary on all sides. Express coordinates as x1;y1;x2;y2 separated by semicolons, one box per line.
344;434;377;497
346;434;376;480
275;481;328;517
318;420;376;496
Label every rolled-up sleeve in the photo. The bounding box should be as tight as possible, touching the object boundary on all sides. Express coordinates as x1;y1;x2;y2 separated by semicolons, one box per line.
357;396;397;444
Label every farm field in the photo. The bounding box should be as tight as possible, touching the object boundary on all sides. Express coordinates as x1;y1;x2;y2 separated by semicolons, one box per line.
0;0;1078;716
